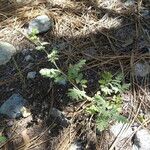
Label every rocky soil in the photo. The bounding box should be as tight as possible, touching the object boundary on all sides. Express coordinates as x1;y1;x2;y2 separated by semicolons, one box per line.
0;0;150;150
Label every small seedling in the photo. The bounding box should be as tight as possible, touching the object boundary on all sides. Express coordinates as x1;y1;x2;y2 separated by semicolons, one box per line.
39;49;129;131
28;28;49;52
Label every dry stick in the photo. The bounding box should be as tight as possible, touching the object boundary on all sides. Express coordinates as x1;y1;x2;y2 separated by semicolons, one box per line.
0;120;23;148
64;129;77;150
85;58;115;70
56;126;77;150
0;129;20;149
0;134;19;149
83;21;124;43
23;127;52;149
48;84;55;115
16;123;56;150
62;51;149;73
134;84;150;109
123;101;142;142
106;35;124;76
12;57;26;87
0;13;8;19
137;85;150;100
130;101;142;126
27;139;50;150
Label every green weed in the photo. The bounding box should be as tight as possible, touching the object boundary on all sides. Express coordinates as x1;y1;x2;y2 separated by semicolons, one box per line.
39;43;129;131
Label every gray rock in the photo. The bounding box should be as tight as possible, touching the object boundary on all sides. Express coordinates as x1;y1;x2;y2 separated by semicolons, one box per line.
110;123;133;140
57;80;67;86
132;129;150;150
0;94;27;118
22;49;29;55
27;71;37;79
0;41;16;65
28;15;53;34
50;108;70;127
110;123;134;149
25;55;34;62
140;8;150;18
69;141;82;150
124;0;135;7
134;62;150;77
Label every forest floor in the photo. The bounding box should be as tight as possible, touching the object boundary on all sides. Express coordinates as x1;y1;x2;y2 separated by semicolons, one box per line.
0;0;150;150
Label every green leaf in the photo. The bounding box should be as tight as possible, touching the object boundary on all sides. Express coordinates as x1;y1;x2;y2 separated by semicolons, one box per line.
29;28;39;36
75;73;83;84
100;85;113;95
39;68;66;84
36;45;45;51
40;68;60;78
48;50;59;63
80;79;87;88
73;60;86;71
86;105;99;114
67;60;86;86
68;60;86;80
29;35;38;41
94;94;107;106
99;79;106;85
122;83;130;91
113;114;127;123
0;136;7;142
109;83;120;94
101;72;113;82
96;115;109;131
68;88;86;101
115;73;123;82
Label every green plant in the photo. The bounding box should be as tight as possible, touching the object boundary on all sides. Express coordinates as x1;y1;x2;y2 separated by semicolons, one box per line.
28;28;49;52
39;49;129;131
0;135;7;143
86;72;129;131
87;94;127;131
40;49;87;88
99;72;129;95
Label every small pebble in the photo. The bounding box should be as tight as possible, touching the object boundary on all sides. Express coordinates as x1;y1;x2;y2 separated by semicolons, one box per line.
27;71;37;79
124;0;135;7
7;120;14;127
134;62;150;77
25;55;34;62
50;108;70;127
68;141;82;150
22;49;29;55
